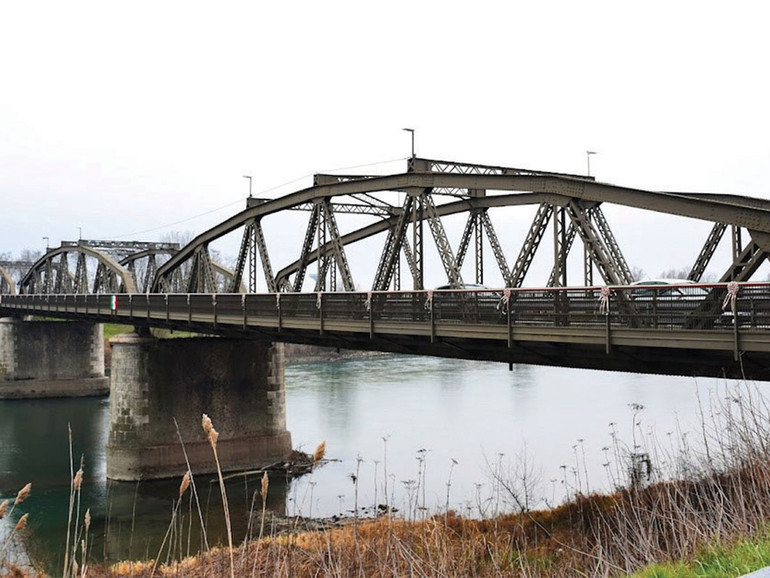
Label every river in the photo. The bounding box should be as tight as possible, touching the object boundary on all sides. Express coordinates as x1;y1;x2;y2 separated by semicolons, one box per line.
0;354;756;571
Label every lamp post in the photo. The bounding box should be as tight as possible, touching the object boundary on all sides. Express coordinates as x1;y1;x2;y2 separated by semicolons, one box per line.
43;237;49;249
586;150;597;177
402;128;415;159
243;175;252;198
77;227;82;240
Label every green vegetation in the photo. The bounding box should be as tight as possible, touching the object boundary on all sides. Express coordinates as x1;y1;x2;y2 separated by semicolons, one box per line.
633;533;770;577
102;323;133;340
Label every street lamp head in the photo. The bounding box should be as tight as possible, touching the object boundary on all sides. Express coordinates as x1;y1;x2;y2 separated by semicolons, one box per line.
586;150;597;156
402;128;416;159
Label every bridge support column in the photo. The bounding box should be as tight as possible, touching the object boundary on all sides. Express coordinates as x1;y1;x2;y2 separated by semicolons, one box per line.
0;319;108;399
106;334;292;481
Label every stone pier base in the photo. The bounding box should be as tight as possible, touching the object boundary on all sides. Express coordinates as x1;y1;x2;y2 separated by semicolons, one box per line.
0;318;108;399
106;334;292;481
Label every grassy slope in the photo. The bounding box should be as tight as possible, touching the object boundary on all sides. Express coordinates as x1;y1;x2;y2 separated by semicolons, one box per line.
633;533;770;577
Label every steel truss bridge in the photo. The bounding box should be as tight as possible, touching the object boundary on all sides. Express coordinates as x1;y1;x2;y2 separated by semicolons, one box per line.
4;157;770;380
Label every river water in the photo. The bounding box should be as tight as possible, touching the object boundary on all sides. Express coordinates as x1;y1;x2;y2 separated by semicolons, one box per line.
0;354;758;571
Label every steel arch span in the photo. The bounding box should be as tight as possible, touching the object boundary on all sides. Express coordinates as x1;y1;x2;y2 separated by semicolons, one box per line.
18;240;244;296
152;157;770;296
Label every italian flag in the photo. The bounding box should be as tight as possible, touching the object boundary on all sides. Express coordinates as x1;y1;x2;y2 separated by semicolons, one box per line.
110;296;118;311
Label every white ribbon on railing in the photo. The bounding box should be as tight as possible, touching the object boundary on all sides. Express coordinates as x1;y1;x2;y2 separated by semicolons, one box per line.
424;290;434;310
275;293;281;309
499;288;511;311
599;286;611;315
316;291;323;309
365;291;372;311
722;281;739;311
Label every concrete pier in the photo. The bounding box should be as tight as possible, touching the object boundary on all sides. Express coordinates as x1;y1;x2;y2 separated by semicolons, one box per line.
106;334;293;480
0;319;108;399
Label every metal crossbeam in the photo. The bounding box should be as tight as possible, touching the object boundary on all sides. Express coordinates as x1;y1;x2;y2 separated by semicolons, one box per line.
410;157;592;180
688;223;728;281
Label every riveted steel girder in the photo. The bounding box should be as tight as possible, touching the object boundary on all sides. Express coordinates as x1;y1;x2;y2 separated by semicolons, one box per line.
320;199;355;291
292;205;321;292
565;201;625;286
479;210;511;286
373;196;414;291
591;207;633;285
688;223;728;282
547;223;577;287
422;191;463;287
509;203;553;288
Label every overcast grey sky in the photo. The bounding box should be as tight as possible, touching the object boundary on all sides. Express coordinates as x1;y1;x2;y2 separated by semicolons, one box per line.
2;1;769;285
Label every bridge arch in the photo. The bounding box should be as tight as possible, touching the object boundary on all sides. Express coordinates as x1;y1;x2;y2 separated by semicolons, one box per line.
153;158;770;293
19;245;138;294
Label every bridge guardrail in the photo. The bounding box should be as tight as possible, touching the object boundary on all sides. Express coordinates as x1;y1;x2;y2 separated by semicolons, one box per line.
3;282;770;334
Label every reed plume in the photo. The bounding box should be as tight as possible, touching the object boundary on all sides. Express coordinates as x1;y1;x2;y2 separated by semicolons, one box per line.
202;413;234;578
13;513;28;532
15;483;31;505
314;440;327;463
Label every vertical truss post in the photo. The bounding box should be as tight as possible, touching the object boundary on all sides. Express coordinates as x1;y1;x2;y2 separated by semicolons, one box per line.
315;201;327;292
553;206;568;287
249;225;257;292
732;226;743;262
547;224;577;287
583;211;593;285
412;192;424;290
475;211;483;285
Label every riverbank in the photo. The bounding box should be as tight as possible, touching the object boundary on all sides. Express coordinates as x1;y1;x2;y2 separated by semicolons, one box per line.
73;457;770;577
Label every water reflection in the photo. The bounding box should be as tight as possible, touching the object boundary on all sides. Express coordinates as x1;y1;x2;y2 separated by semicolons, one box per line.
1;355;761;571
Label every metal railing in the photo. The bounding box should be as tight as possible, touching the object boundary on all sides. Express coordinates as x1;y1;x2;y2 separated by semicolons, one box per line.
2;282;769;334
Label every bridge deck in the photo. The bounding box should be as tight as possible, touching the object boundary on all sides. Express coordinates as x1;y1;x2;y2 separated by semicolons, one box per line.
3;284;770;381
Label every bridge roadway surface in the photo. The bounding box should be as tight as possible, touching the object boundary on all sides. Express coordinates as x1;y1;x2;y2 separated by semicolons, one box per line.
3;283;770;381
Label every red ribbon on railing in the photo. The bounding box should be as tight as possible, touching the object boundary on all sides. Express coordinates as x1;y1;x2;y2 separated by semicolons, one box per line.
599;286;611;315
723;281;739;311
